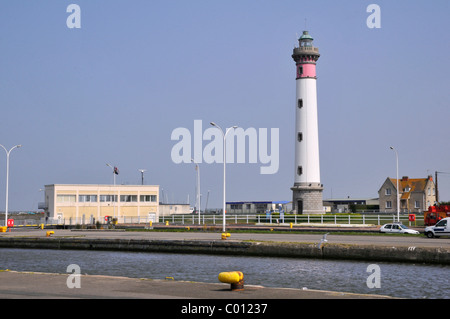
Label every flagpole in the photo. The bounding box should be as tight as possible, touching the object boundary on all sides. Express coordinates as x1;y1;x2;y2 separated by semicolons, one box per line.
106;163;118;219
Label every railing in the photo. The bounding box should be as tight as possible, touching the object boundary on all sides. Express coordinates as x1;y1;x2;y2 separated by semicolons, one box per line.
160;213;421;227
2;213;422;227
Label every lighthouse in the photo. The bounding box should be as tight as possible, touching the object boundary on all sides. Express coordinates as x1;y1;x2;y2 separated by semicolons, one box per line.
290;31;324;214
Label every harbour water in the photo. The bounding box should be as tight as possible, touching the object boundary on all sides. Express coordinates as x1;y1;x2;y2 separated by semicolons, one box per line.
1;248;449;299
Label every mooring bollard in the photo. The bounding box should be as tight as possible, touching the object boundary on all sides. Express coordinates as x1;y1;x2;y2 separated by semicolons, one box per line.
46;231;54;237
218;271;244;291
221;233;231;240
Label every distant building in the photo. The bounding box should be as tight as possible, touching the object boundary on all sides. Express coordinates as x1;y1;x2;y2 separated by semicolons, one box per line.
323;198;379;213
378;176;436;213
159;203;191;216
226;201;291;214
42;184;159;224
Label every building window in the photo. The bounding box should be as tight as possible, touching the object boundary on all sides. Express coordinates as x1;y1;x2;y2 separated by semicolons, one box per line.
298;99;303;108
297;166;303;175
298;66;303;77
386;201;392;209
255;204;267;212
428;188;431;196
120;195;137;202
79;195;97;202
100;195;117;202
297;132;303;142
57;195;76;203
415;201;420;208
385;188;391;195
140;195;157;202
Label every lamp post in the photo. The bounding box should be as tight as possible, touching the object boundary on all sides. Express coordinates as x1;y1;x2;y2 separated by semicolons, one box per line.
106;163;117;218
210;122;237;232
191;159;201;225
138;169;147;185
0;144;22;228
390;146;400;222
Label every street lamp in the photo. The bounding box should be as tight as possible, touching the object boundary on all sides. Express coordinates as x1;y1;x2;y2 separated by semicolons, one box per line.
0;144;22;228
106;163;117;218
138;169;147;185
390;146;400;222
210;122;237;232
191;159;201;225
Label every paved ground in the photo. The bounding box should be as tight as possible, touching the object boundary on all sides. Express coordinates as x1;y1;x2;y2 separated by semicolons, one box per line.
0;270;394;299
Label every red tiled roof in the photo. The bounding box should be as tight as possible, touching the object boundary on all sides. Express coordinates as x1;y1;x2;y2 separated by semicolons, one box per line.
389;177;431;194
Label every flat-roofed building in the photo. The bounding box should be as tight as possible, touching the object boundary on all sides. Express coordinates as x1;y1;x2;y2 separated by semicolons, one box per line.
43;184;159;224
226;201;291;214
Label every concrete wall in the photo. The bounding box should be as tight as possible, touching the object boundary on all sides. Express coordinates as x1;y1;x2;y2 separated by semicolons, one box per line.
0;237;448;265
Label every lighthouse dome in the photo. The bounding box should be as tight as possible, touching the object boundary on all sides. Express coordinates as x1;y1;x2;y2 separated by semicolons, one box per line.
299;31;313;41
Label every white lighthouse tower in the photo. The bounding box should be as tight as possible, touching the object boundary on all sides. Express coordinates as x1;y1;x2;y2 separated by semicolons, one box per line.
291;31;324;214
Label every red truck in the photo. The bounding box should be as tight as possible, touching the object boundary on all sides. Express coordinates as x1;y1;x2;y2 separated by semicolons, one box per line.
424;205;450;226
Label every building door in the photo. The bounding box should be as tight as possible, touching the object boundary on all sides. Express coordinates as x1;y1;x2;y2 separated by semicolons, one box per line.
148;213;156;223
297;200;303;214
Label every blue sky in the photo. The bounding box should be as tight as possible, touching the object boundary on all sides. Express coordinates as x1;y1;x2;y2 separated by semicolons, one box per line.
0;0;449;211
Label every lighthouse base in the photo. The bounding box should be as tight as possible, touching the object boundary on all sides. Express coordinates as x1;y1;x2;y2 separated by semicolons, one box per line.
291;184;324;214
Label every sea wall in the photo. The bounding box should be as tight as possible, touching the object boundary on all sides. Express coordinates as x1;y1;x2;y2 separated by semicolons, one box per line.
0;237;448;265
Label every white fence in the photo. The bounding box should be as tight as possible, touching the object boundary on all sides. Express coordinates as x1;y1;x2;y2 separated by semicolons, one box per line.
160;213;417;226
3;213;421;227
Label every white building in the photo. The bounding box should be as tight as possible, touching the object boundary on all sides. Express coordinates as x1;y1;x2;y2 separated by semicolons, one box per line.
42;184;159;224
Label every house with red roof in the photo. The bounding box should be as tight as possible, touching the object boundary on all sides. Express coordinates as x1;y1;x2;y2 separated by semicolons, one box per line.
378;176;436;213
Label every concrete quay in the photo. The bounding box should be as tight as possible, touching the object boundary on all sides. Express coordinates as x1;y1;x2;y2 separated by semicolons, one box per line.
0;270;394;299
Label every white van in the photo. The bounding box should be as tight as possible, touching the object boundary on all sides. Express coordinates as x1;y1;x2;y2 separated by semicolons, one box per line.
424;217;450;238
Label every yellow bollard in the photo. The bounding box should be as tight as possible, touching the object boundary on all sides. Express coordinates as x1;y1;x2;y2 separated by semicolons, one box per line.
221;233;227;240
226;233;231;237
218;271;244;291
149;221;152;227
0;226;7;233
40;224;44;229
290;222;293;229
165;221;169;226
46;231;54;237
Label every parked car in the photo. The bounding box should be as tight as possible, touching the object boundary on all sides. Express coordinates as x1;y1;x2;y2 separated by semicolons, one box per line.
424;217;450;238
379;223;420;234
